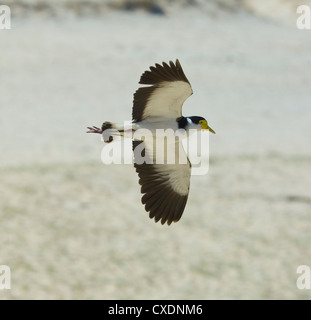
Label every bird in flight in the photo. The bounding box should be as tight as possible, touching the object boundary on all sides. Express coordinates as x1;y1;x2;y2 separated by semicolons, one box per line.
87;59;215;225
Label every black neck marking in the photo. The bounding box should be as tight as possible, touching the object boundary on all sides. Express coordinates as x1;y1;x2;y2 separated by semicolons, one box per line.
177;117;188;129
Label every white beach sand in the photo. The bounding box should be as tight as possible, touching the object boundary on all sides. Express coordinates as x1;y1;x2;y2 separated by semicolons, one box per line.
0;1;311;299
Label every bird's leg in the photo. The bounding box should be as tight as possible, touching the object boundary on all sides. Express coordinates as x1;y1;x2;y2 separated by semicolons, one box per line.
86;126;103;134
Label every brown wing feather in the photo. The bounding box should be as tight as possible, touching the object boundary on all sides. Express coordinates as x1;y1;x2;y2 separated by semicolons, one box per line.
139;59;190;85
133;140;190;225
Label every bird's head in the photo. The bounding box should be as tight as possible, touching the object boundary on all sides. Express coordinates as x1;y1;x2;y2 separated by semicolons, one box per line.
188;116;215;134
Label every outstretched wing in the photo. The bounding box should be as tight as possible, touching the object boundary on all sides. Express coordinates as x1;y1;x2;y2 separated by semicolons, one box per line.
133;139;191;225
132;59;193;122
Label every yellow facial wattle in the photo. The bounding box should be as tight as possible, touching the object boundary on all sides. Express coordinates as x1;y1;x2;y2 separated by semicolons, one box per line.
199;120;208;130
199;120;215;134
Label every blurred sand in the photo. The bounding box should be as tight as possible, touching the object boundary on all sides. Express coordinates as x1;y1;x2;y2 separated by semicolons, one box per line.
1;1;311;299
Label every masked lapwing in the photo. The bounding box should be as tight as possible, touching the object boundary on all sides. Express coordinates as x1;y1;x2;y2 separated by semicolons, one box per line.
87;59;215;225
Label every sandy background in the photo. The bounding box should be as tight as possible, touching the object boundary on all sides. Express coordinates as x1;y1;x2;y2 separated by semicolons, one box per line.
1;0;311;299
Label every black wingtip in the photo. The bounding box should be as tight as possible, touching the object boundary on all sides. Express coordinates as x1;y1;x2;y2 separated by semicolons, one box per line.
139;59;190;85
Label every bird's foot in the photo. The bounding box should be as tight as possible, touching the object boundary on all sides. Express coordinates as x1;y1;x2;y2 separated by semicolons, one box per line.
86;126;103;134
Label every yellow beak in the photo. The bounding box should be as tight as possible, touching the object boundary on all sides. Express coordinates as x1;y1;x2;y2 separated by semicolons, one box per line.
201;120;216;134
207;125;215;134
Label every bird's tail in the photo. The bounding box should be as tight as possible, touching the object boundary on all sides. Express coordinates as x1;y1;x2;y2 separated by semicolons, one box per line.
101;121;125;143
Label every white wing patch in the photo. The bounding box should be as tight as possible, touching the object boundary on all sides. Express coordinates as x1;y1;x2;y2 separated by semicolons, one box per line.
153;163;190;196
141;136;191;196
143;81;193;120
